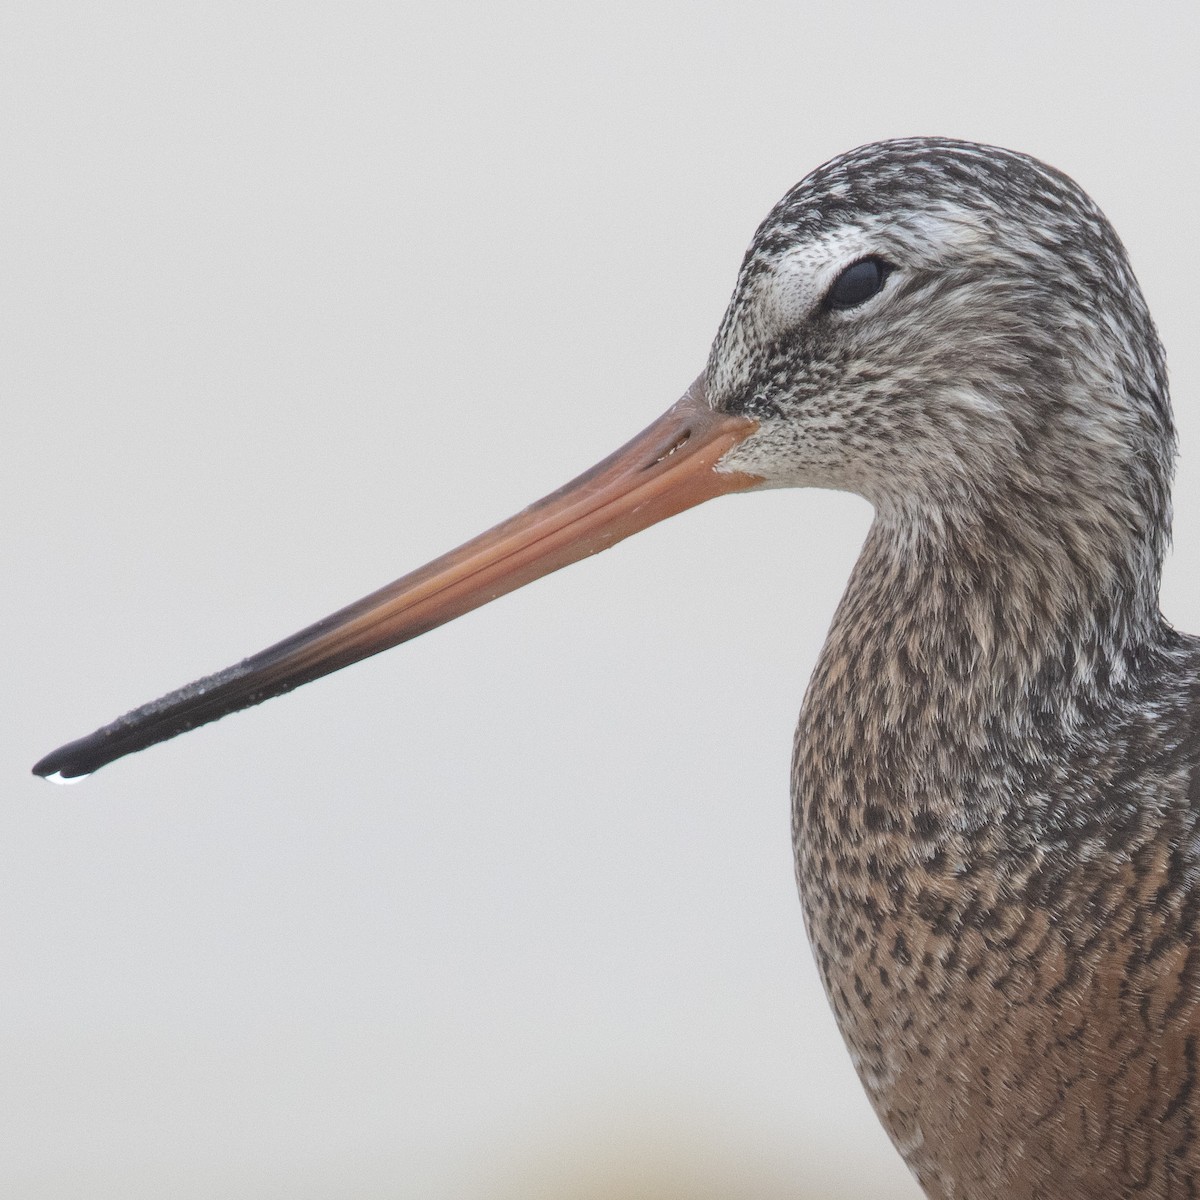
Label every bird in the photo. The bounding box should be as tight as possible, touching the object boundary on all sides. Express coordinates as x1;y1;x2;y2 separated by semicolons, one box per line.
33;138;1200;1199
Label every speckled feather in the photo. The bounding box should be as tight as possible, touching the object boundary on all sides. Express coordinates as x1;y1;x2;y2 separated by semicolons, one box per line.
710;139;1200;1198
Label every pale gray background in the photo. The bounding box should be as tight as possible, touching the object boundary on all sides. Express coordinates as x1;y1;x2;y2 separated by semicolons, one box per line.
5;3;1200;1198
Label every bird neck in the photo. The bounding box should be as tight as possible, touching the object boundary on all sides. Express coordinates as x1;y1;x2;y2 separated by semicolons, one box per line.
800;493;1168;796
879;490;1162;696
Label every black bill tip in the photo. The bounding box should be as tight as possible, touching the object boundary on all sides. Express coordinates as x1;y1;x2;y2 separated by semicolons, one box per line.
32;657;275;782
33;742;98;782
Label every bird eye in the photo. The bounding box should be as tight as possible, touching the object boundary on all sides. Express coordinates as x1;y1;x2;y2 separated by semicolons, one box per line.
825;257;891;310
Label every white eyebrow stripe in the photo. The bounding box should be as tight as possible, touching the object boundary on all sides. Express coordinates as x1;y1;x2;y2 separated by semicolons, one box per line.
754;207;992;338
756;229;878;334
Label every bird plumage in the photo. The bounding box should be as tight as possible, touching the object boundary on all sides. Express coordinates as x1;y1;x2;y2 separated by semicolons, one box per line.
711;138;1200;1198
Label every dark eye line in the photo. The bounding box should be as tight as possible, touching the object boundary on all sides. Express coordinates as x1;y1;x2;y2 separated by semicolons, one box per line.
823;256;893;312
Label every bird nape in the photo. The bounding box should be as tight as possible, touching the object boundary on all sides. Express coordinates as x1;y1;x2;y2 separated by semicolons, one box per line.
35;139;1200;1200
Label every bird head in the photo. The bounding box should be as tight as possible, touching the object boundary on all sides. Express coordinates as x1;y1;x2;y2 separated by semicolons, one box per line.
708;139;1173;546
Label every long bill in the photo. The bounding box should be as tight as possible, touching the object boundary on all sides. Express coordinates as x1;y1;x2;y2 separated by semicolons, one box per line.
34;379;760;780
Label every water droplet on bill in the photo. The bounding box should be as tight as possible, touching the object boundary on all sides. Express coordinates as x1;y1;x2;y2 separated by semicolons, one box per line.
44;770;90;786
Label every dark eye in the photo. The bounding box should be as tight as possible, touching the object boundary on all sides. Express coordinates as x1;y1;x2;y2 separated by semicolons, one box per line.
825;257;891;310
